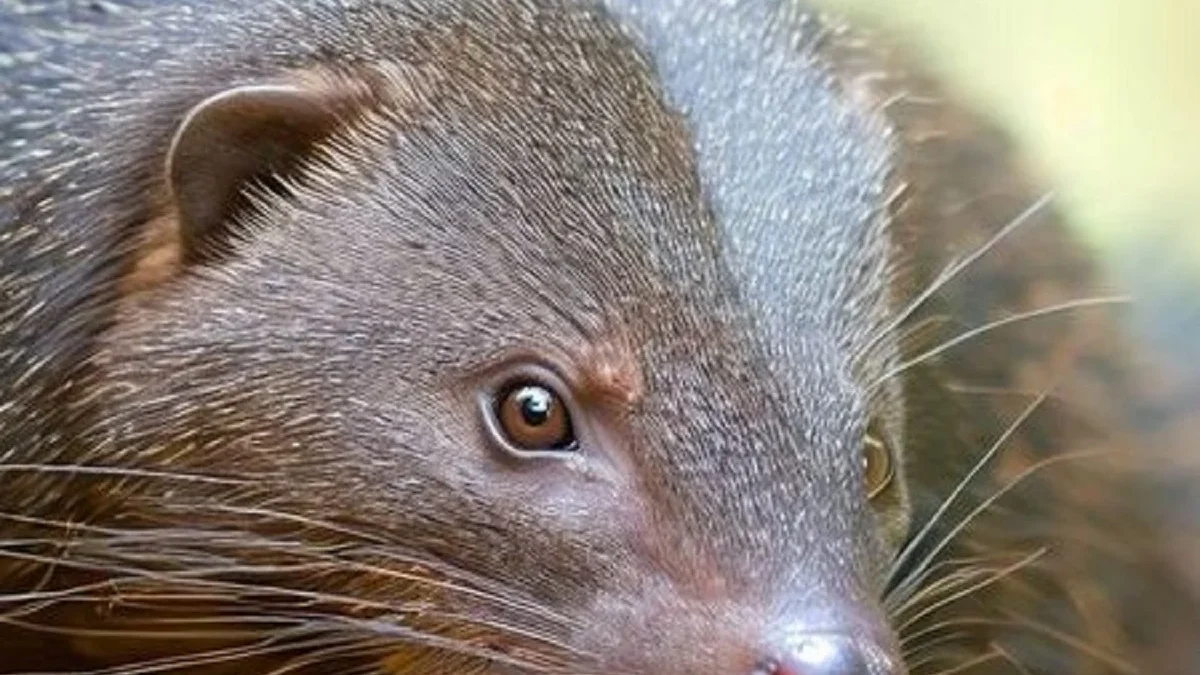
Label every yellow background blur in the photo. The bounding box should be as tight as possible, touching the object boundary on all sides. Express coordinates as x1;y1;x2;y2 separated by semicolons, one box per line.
823;0;1199;265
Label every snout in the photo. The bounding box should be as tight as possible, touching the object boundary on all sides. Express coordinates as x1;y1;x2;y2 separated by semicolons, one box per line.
751;630;904;675
579;579;905;675
742;599;906;675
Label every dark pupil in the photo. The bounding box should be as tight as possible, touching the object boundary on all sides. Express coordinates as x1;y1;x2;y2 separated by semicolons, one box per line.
516;387;553;426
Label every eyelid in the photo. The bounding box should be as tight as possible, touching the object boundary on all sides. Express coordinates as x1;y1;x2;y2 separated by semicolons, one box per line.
466;346;583;394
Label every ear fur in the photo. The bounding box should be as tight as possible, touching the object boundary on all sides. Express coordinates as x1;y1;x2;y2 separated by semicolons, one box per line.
164;82;353;264
119;70;396;295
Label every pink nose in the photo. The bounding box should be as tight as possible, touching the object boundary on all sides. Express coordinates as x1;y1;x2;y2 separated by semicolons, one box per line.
752;634;898;675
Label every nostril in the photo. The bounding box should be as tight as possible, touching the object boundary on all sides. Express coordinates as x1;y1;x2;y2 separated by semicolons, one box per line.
753;634;883;675
750;658;784;675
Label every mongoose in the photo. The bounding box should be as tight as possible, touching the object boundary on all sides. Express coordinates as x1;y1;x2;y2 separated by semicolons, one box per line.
1;1;1195;674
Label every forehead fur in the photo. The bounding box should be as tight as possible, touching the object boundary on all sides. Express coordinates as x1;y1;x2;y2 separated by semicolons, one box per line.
246;0;898;368
215;0;900;579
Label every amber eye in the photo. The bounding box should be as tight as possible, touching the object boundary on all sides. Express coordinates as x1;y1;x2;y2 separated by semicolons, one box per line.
863;424;895;499
494;382;577;454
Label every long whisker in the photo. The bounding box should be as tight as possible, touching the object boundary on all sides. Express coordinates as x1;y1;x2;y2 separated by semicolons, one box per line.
888;551;1042;616
351;544;583;629
5;598;574;673
404;610;585;658
991;641;1035;675
896;548;1048;633
346;614;573;672
334;663;397;675
181;503;581;627
0;464;254;485
901;630;972;660
922;648;1002;675
857;192;1056;366
901;617;1136;674
0;554;579;667
891;313;953;355
0;523;79;611
890;448;1108;604
0;613;283;643
0;548;425;618
0;547;584;668
176;504;391;546
863;314;951;408
259;637;398;675
0;504;580;632
890;566;993;619
4;630;340;675
943;383;1069;403
901;618;985;651
868;295;1131;392
0;576;137;609
887;387;1052;592
906;654;951;675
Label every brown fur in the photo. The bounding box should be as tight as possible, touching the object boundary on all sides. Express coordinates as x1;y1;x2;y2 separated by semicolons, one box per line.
1;2;1195;674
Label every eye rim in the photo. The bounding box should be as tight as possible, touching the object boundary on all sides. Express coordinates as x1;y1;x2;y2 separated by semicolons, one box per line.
863;421;896;500
478;364;582;460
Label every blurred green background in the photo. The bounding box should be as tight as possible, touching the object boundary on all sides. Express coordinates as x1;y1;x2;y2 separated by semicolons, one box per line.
822;0;1200;385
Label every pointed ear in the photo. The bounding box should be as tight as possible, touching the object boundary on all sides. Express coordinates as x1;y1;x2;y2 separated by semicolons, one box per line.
165;81;359;263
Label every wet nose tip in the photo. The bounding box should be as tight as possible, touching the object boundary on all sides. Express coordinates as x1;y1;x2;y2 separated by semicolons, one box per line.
752;634;891;675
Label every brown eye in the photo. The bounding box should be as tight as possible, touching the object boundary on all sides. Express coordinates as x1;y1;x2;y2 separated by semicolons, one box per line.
863;424;895;499
494;383;577;453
